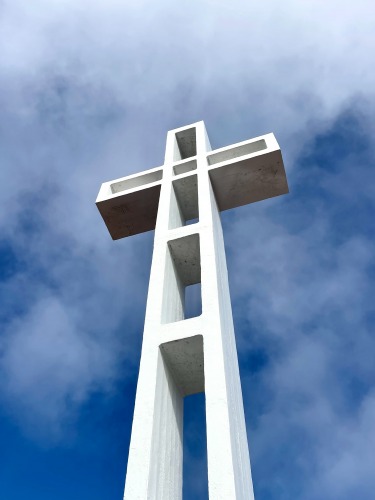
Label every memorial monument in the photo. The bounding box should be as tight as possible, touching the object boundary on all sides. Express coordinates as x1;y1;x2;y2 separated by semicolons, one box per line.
96;121;288;499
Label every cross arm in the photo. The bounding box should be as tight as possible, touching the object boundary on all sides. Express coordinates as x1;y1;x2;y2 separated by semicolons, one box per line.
96;165;163;240
96;131;288;241
207;133;289;212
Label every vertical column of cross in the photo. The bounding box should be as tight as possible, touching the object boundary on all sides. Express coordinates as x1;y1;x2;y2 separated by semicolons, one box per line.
123;134;184;499
146;129;186;500
124;121;254;499
196;122;255;499
124;123;205;499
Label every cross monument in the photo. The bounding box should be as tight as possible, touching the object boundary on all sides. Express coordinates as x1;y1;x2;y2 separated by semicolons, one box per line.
96;121;288;499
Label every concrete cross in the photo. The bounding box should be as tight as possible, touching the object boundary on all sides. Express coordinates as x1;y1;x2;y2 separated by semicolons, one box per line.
96;121;288;499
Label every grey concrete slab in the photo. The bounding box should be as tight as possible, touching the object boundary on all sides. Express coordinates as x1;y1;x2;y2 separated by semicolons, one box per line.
160;335;204;396
209;149;288;211
96;184;161;240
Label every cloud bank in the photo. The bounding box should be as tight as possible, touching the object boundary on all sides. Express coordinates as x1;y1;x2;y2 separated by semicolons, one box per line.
0;0;374;497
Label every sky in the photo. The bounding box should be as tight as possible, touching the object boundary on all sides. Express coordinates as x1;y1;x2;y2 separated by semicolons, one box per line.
0;0;374;499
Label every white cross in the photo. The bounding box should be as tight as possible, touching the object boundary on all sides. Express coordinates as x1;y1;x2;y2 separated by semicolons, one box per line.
96;121;288;499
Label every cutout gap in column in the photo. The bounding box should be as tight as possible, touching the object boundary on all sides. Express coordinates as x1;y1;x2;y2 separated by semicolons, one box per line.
169;174;199;229
185;283;202;319
174;127;197;161
160;335;206;498
162;234;201;324
183;392;208;500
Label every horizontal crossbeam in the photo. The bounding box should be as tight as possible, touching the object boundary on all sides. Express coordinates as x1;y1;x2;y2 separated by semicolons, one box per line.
96;130;288;240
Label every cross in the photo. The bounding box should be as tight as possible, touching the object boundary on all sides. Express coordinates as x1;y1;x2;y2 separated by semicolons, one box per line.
96;121;288;499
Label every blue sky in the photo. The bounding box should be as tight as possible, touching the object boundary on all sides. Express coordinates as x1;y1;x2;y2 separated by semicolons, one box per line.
0;1;374;499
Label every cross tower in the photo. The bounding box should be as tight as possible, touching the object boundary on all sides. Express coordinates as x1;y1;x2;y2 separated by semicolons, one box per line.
96;121;288;499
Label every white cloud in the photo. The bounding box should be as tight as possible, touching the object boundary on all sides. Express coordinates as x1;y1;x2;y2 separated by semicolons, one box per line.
0;296;115;437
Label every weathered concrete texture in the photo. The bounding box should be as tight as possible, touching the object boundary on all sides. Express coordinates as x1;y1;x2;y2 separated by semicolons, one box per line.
161;335;204;396
96;166;162;239
173;158;197;176
96;121;288;499
175;127;197;160
208;135;288;211
172;174;199;223
168;233;201;286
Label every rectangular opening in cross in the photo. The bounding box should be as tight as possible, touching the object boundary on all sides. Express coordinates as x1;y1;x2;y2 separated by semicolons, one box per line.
162;234;201;324
169;174;199;229
183;392;208;499
185;283;202;319
110;169;163;194
158;336;207;498
207;139;267;165
174;128;197;161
